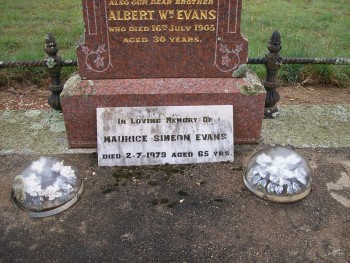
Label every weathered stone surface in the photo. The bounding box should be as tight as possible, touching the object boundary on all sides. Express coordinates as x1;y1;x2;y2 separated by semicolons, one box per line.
61;74;265;148
64;0;261;150
97;105;234;166
77;0;248;79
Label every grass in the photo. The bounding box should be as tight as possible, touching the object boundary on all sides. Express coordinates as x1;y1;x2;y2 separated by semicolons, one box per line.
242;0;350;85
0;0;349;86
0;0;83;60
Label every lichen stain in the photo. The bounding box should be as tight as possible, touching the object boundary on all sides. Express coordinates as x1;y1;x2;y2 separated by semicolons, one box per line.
0;110;68;154
62;74;97;98
61;74;82;97
45;57;56;68
25;110;42;117
232;64;248;78
30;123;44;131
335;58;350;65
232;65;265;96
262;105;350;148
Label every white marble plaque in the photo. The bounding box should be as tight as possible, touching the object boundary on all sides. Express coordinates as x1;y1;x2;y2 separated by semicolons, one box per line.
97;106;234;166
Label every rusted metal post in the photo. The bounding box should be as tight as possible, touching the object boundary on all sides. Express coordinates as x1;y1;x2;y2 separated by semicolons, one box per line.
264;31;282;118
45;33;63;111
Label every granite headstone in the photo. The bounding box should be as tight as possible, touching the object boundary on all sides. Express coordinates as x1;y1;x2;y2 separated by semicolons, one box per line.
61;0;266;149
77;0;248;79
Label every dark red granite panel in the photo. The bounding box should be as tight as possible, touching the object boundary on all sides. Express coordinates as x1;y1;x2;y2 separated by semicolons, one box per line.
61;78;265;148
77;0;248;79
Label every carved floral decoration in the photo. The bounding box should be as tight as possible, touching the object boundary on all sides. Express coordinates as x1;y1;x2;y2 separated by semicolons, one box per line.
81;44;107;72
219;43;242;69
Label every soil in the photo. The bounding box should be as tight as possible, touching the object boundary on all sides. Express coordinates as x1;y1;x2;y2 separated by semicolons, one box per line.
0;81;349;110
279;85;350;105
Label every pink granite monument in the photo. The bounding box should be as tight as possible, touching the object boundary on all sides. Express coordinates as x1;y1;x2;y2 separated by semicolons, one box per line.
61;0;266;148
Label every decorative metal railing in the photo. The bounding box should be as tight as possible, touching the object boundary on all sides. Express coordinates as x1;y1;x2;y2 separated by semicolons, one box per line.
0;31;349;117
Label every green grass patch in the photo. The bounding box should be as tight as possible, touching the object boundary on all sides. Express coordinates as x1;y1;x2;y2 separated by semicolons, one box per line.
0;0;349;85
0;0;83;61
242;0;350;86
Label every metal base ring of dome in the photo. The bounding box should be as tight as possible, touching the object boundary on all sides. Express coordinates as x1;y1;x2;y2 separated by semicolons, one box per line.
243;175;310;203
11;180;84;218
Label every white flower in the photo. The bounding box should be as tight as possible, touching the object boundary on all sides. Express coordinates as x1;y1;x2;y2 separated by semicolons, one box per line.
252;166;268;178
51;160;64;172
24;173;42;197
60;166;76;179
278;178;288;186
269;174;277;183
274;156;288;170
252;153;308;195
66;184;74;193
280;169;295;180
31;158;46;174
266;165;279;176
294;167;308;185
286;154;301;165
252;168;260;176
256;153;272;166
42;180;62;200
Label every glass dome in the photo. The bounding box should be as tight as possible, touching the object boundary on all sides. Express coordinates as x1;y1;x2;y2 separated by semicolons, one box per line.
12;157;83;217
244;146;311;203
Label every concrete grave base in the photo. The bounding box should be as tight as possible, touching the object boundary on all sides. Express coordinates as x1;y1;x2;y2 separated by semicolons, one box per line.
61;73;266;148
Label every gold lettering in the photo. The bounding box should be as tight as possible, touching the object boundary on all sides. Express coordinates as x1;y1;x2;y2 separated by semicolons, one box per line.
176;10;216;20
169;36;200;43
177;10;184;19
175;0;214;4
139;10;148;19
124;11;131;20
109;0;130;5
131;0;148;4
129;26;150;31
148;10;155;20
151;0;172;4
109;26;127;32
208;10;216;19
158;10;172;19
131;10;138;20
123;37;148;43
109;11;117;20
191;10;200;20
200;10;207;19
110;10;155;20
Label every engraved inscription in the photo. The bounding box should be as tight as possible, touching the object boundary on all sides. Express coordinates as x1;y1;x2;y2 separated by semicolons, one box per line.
97;106;234;166
77;0;248;78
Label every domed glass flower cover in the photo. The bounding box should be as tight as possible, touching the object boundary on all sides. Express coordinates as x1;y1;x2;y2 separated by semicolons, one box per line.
12;157;83;217
244;146;311;203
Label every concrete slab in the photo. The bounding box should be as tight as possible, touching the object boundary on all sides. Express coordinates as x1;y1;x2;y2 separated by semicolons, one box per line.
262;104;350;148
0;148;349;262
1;104;349;155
